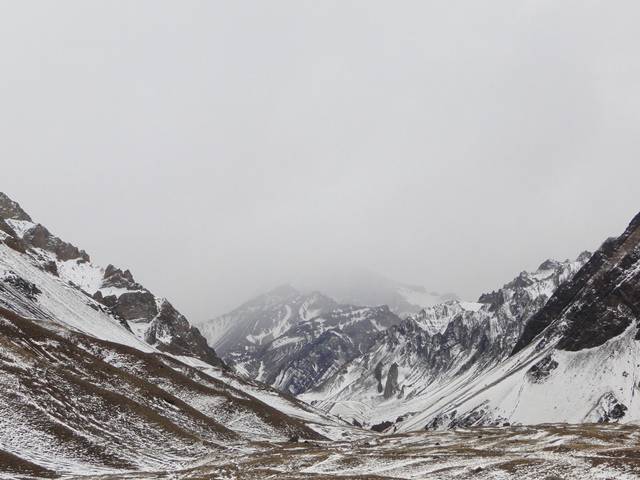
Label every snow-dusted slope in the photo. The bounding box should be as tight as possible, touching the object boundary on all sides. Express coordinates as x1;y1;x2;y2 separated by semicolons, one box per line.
0;192;222;366
197;285;338;356
199;286;403;396
0;192;357;477
0;305;334;477
395;211;640;431
300;254;590;429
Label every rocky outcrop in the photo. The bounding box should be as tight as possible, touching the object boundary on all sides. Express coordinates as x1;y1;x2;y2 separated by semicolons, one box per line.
102;264;145;290
22;224;90;262
0;218;17;238
514;213;640;353
0;219;27;253
374;361;384;393
145;300;225;368
0;192;224;368
303;254;589;427
383;363;399;399
526;355;558;383
589;393;628;423
0;192;32;222
96;290;158;322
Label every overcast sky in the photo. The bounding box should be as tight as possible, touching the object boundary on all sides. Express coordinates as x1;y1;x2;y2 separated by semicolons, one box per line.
2;1;639;320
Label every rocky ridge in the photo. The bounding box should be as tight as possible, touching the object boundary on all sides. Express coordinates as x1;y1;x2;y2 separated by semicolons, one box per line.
0;192;222;367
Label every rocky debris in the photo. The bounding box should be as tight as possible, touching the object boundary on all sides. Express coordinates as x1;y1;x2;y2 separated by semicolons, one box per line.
526;355;558;383
145;299;225;368
0;192;32;221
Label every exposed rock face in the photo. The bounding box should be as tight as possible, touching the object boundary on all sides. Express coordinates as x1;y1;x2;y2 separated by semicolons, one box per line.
0;192;32;221
258;305;402;395
526;355;558;383
198;285;403;395
387;213;640;431
102;264;145;290
145;300;224;368
0;218;27;253
374;361;384;393
590;393;628;423
103;290;158;322
370;420;393;432
0;272;41;301
383;363;399;399
198;286;339;357
514;213;640;353
0;192;224;368
0;218;17;238
22;224;90;262
302;255;589;427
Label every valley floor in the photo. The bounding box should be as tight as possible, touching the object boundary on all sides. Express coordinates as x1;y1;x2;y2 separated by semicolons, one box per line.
57;423;640;480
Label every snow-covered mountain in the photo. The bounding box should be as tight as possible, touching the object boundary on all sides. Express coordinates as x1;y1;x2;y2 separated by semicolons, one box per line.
392;210;640;431
300;253;591;429
0;192;353;477
197;285;403;395
198;285;339;356
0;192;221;367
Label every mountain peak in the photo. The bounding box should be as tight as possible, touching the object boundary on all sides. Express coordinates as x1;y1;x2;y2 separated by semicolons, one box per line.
537;259;561;271
576;250;593;263
0;192;32;222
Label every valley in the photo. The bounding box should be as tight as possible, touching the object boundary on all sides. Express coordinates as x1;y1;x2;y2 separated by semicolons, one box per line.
2;190;640;479
59;424;640;480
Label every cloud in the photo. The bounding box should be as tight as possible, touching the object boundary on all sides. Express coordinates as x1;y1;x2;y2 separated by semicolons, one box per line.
2;1;639;320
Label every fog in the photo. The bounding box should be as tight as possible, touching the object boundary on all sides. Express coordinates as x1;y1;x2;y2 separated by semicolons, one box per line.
2;1;639;321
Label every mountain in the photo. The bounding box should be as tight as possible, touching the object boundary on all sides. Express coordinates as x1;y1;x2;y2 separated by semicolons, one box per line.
198;285;339;357
392;211;640;431
0;193;353;477
197;286;403;395
300;253;590;428
0;192;223;367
